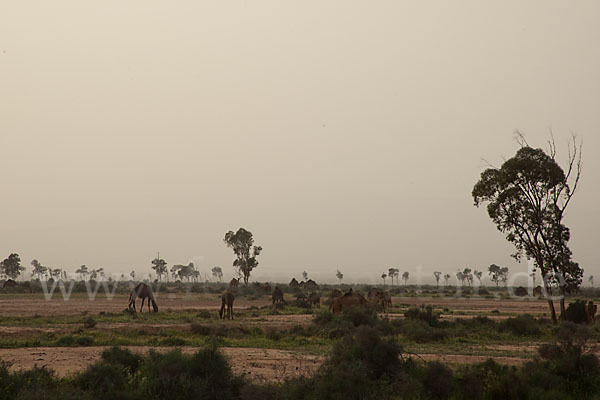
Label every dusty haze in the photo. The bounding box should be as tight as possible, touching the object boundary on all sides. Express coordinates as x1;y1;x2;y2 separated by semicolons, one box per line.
1;1;599;284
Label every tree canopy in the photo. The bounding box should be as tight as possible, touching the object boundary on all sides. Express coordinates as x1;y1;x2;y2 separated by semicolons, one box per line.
223;228;262;285
473;136;582;323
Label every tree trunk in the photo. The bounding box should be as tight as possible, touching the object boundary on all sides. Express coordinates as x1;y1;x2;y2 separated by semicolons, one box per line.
547;298;557;324
559;286;567;320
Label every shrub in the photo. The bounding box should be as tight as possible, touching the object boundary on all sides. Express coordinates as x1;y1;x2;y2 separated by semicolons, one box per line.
83;316;97;329
404;305;441;327
422;361;454;399
139;347;243;400
564;300;589;324
100;347;142;374
499;315;542;336
191;324;213;336
159;337;188;346
196;310;212;319
340;307;378;327
76;336;94;346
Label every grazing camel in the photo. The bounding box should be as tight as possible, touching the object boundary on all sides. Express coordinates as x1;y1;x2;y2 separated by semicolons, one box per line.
219;289;234;320
272;286;286;305
331;292;368;314
229;278;239;290
367;288;387;312
128;283;159;313
308;292;320;308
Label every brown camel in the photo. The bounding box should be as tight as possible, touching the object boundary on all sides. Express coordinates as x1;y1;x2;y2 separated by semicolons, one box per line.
128;283;159;313
308;292;320;308
272;286;286;305
331;292;368;314
219;289;234;320
305;279;319;291
229;278;239;290
3;279;17;289
367;288;387;312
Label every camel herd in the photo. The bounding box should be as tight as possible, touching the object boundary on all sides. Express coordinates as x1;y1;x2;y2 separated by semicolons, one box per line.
126;280;394;318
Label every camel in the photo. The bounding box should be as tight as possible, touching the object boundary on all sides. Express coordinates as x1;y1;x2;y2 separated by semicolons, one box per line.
332;292;368;314
289;278;299;289
229;278;239;290
587;301;597;324
272;286;286;305
219;289;234;320
128;283;158;313
305;279;318;291
3;279;17;289
367;288;387;312
308;292;320;308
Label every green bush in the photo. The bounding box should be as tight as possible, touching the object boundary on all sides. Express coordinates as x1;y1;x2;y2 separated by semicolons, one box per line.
139;347;243;400
404;305;441;327
499;314;542;336
564;300;589;324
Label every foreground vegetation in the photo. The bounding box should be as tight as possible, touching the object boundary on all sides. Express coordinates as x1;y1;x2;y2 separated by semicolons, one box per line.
1;315;599;400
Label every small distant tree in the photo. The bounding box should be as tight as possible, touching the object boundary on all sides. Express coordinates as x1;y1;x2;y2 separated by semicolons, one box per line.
474;270;483;286
223;228;262;285
130;270;136;280
381;273;387;285
402;272;409;287
302;271;308;281
388;268;399;285
151;256;168;281
51;268;62;280
488;264;506;287
211;267;223;281
463;268;473;286
336;270;344;284
75;265;89;281
1;254;25;280
588;275;594;288
30;259;48;280
443;273;451;286
456;271;464;287
433;271;442;289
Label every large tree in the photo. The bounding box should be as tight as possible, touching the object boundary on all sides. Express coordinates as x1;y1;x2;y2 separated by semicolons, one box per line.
1;253;25;280
473;136;582;323
223;228;262;285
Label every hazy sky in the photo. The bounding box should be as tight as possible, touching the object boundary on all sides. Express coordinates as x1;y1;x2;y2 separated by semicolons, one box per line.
1;1;599;284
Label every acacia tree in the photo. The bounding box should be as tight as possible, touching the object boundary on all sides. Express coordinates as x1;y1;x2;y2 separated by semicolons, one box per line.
388;268;399;285
151;256;168;281
302;271;308;281
211;266;223;281
336;270;344;284
433;271;442;289
223;228;262;285
381;273;387;285
473;135;583;323
443;273;451;286
589;275;594;288
402;272;409;287
474;270;483;286
30;259;48;280
75;265;88;281
1;254;25;280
